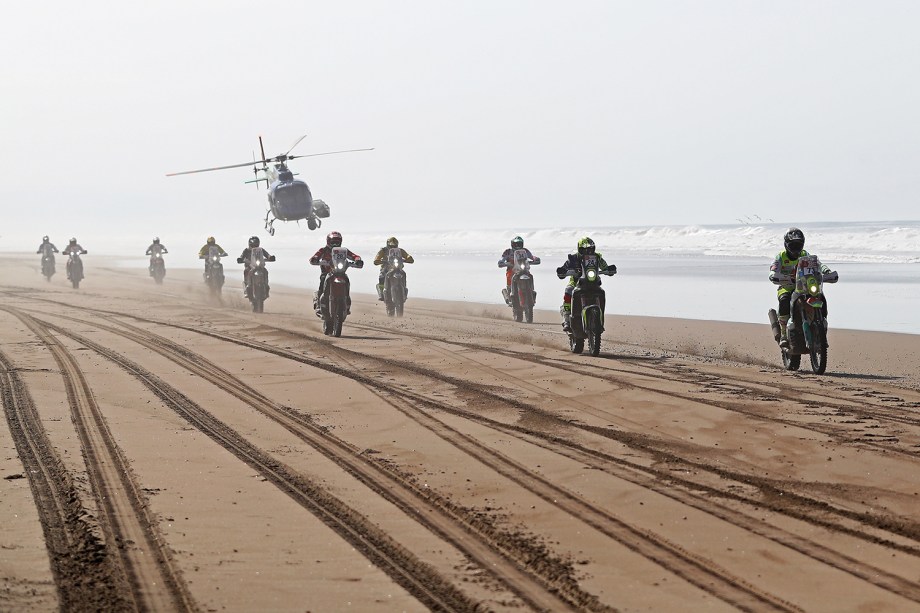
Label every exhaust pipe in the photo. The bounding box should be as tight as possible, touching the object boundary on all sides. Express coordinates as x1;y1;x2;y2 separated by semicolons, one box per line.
768;309;781;343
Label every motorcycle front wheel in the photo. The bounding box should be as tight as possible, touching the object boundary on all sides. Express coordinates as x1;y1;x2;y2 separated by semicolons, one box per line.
810;325;827;374
586;310;602;356
332;316;343;337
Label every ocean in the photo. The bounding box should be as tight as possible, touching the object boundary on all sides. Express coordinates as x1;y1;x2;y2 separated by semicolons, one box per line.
11;221;919;335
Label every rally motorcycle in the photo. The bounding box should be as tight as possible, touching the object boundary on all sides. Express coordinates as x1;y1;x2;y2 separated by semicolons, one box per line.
314;247;363;337
149;252;166;284
39;247;56;281
500;249;539;323
768;255;839;374
202;246;225;296
561;255;616;356
238;247;275;313
383;247;408;317
66;250;87;289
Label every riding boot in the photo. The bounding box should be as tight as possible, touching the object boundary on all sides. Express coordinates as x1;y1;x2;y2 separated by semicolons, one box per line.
779;315;790;348
376;284;384;301
561;307;572;333
502;287;511;306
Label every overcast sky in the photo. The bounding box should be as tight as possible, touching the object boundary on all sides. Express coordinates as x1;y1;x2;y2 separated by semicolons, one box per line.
2;1;919;248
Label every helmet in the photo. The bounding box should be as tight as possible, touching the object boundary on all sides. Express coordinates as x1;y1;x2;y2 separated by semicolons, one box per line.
784;227;805;258
248;236;260;248
511;236;524;250
207;236;215;245
327;231;342;248
577;237;595;256
153;237;160;244
42;235;49;242
69;237;77;244
386;236;399;248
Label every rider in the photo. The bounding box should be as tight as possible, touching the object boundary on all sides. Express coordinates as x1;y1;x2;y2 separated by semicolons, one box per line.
310;231;363;313
556;237;616;332
769;227;835;348
237;236;274;298
146;237;168;275
62;238;86;280
37;236;59;256
373;236;414;301
198;236;228;259
498;236;540;305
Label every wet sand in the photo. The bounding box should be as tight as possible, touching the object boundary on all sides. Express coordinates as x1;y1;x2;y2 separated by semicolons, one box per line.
2;253;920;612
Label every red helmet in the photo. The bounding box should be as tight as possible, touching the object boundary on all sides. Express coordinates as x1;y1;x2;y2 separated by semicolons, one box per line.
326;231;342;248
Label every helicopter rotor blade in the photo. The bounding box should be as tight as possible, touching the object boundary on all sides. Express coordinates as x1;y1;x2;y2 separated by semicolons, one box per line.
287;147;375;160
282;134;308;158
166;160;264;176
258;136;268;167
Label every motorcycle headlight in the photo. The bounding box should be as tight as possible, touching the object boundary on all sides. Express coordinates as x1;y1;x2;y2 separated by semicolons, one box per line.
336;262;344;270
587;269;597;281
810;284;818;294
211;256;217;261
257;260;263;266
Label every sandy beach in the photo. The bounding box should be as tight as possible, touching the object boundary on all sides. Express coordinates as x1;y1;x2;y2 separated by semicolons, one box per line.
2;253;920;612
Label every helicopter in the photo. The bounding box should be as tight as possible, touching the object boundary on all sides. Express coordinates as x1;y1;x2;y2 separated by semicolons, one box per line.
167;135;373;234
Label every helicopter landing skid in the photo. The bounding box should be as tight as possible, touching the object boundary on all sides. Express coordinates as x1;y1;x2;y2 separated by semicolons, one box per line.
265;211;276;236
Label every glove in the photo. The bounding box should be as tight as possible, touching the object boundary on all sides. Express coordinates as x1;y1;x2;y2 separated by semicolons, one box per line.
355;259;364;269
531;257;541;265
268;255;276;262
237;257;244;264
497;259;507;268
606;264;617;275
556;265;568;279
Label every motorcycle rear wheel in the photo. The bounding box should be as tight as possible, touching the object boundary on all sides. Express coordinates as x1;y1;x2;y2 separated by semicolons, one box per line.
569;335;584;354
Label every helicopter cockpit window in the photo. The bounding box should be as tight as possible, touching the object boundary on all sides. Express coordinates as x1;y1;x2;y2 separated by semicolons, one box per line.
273;183;311;219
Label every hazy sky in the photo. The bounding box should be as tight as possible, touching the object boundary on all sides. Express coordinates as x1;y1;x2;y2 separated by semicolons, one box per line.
2;1;919;248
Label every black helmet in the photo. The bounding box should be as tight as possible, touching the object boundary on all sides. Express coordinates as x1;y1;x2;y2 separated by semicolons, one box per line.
577;237;595;256
69;237;77;244
511;236;524;250
42;235;49;242
153;237;160;244
784;227;805;258
327;231;342;248
248;236;260;248
207;236;215;245
386;236;399;248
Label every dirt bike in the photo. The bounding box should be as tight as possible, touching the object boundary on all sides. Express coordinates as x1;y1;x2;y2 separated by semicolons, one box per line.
768;255;838;374
39;248;56;281
500;249;539;323
383;247;408;317
561;255;616;356
202;246;225;296
238;248;275;313
65;251;87;289
149;251;166;284
314;247;363;337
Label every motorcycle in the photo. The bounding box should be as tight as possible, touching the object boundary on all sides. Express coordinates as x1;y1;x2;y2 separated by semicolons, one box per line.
383;247;408;317
238;247;275;313
149;252;166;284
768;255;838;374
66;251;87;289
500;249;539;323
314;247;363;337
202;246;225;296
39;247;56;281
561;255;616;356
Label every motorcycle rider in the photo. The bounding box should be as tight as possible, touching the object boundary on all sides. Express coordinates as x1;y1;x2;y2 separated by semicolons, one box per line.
310;231;363;314
237;236;275;298
198;236;228;259
556;237;616;332
62;238;86;281
373;236;414;301
37;236;59;256
145;237;168;276
498;236;540;306
769;227;835;348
